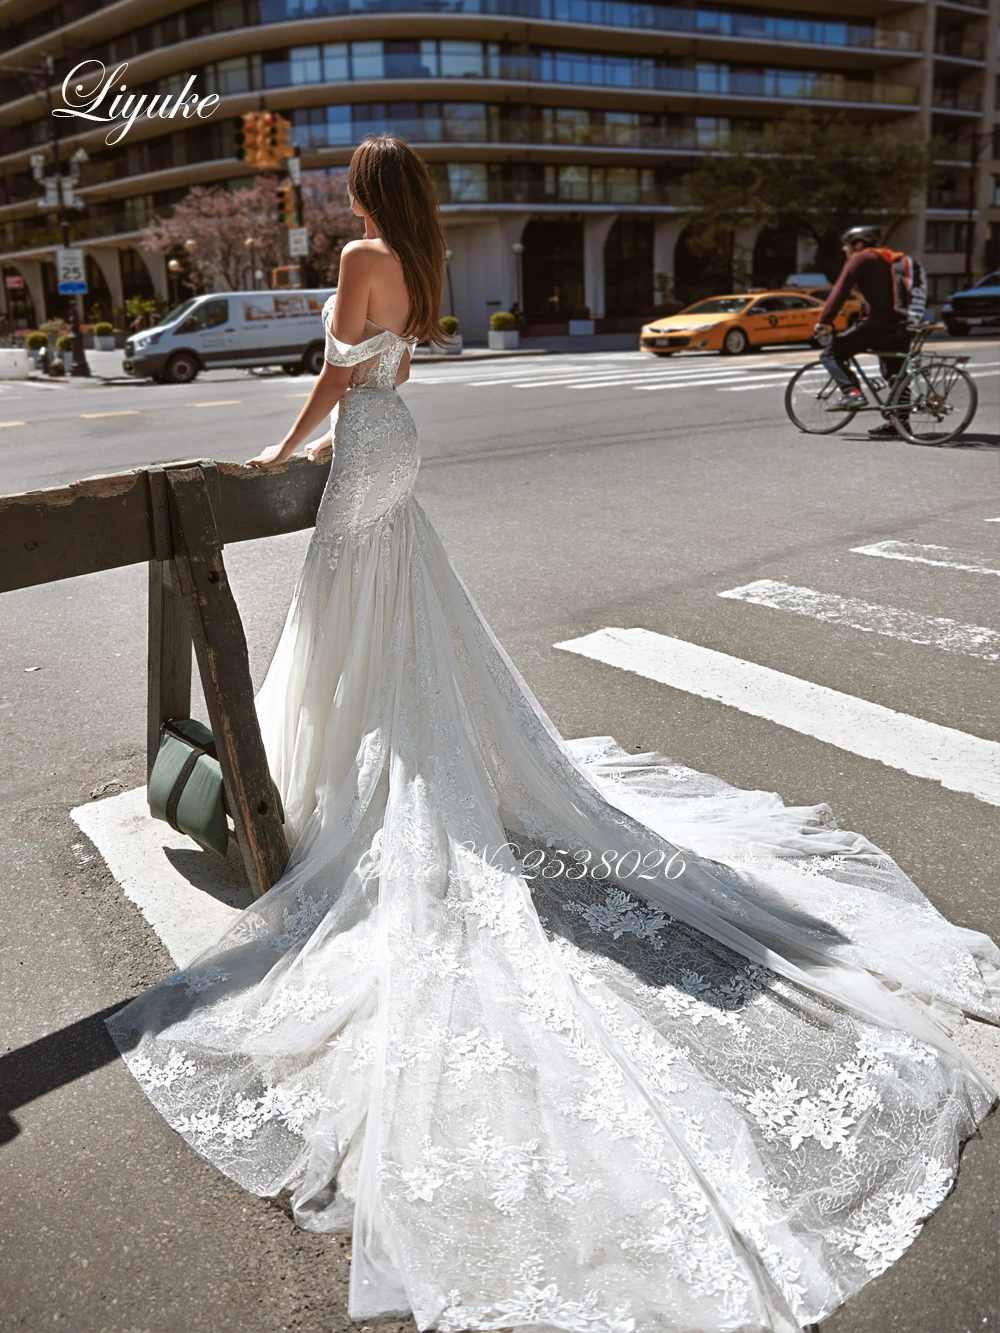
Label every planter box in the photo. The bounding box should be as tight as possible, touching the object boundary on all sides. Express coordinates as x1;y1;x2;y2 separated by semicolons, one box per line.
439;334;463;355
0;348;31;379
95;335;116;351
569;319;595;335
488;329;519;350
62;350;74;372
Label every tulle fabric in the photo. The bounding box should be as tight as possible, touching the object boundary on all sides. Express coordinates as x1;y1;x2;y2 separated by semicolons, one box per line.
105;318;998;1333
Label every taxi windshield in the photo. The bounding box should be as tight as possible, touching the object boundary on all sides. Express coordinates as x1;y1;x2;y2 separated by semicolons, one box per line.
682;297;752;315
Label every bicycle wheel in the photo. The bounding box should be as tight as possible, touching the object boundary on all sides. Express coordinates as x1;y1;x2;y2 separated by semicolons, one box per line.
887;360;978;446
784;362;859;434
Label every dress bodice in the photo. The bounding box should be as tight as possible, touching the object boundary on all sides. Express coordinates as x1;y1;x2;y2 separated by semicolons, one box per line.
321;294;417;388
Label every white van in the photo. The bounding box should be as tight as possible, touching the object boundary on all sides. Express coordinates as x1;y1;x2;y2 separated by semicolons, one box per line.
122;288;336;383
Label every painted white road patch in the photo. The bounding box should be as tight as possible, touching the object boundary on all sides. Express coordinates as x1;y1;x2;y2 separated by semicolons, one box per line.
719;578;1000;661
71;785;251;967
852;540;1000;577
554;627;1000;806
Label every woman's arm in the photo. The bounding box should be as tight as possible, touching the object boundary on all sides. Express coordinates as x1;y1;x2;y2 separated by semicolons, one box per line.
246;243;373;469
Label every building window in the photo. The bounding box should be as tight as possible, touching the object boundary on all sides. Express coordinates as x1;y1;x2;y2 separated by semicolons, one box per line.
989;174;1000;207
446;162;488;202
925;221;969;252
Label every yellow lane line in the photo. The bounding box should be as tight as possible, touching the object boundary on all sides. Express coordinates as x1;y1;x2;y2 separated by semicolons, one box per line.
0;421;27;428
187;399;242;408
81;409;140;419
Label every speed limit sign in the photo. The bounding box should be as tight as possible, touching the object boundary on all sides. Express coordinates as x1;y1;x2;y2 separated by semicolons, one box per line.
56;247;87;295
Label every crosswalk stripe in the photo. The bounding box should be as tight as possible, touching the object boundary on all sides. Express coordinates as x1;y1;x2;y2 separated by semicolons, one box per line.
634;373;792;392
851;541;1000;577
718;579;1000;661
554;627;1000;806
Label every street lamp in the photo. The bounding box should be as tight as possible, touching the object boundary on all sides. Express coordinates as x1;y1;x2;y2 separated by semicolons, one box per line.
0;55;91;375
511;240;525;312
183;238;198;254
444;246;455;316
167;257;182;307
244;237;258;290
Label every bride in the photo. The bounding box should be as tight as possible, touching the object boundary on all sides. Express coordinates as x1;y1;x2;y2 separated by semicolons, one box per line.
106;136;998;1333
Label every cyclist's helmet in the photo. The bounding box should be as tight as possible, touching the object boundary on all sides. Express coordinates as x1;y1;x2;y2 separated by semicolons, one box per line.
841;224;881;247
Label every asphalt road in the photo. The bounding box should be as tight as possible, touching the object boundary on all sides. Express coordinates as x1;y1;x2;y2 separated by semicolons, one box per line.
1;338;998;1333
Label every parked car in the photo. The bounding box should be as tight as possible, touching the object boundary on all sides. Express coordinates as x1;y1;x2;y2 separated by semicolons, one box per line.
941;271;1000;336
123;288;336;383
639;290;850;357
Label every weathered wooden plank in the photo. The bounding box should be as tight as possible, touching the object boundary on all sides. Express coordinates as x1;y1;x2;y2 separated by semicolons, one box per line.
0;456;328;595
146;561;193;782
166;465;289;899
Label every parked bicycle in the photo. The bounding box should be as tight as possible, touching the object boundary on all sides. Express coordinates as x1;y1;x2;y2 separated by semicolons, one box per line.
784;323;978;446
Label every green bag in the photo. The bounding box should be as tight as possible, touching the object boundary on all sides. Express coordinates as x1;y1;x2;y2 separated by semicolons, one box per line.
148;718;285;857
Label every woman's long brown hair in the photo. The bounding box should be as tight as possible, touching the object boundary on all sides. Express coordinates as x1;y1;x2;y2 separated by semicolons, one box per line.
348;136;446;343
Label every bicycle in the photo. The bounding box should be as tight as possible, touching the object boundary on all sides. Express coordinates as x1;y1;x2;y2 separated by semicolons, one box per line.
784;323;978;446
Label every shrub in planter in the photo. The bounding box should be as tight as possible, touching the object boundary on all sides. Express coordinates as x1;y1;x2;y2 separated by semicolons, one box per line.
490;310;516;331
440;315;459;335
570;304;591;320
93;320;116;350
26;332;48;350
57;334;73;351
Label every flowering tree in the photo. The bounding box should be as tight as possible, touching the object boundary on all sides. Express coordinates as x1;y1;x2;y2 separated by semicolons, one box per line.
139;170;362;291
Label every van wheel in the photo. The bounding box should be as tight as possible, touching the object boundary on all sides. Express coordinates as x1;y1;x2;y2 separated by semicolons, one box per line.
282;363;302;376
163;351;199;384
721;327;750;355
302;342;325;376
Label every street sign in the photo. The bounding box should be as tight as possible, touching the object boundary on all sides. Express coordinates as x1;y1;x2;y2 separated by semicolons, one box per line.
288;226;309;257
56;247;87;295
287;155;302;186
5;274;24;290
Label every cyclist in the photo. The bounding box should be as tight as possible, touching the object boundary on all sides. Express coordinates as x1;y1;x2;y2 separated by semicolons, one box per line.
814;225;913;439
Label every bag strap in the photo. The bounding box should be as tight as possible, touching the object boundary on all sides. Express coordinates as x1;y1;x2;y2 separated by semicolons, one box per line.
159;720;220;836
164;745;202;834
161;719;218;759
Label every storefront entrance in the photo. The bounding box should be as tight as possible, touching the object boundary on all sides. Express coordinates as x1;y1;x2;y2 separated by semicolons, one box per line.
604;218;653;317
521;219;584;320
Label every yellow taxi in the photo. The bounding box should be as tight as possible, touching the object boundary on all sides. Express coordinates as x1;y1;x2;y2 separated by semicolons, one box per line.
640;290;850;357
781;282;863;326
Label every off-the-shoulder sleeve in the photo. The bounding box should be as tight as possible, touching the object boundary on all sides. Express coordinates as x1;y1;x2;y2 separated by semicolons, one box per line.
323;325;392;366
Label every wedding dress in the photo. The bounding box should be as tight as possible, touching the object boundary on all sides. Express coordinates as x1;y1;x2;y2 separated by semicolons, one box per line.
106;301;999;1333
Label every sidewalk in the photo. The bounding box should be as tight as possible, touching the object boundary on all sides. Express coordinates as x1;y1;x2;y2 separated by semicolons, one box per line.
16;334;642;385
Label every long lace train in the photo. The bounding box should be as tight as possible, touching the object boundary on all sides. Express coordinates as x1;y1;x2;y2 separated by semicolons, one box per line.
105;316;998;1333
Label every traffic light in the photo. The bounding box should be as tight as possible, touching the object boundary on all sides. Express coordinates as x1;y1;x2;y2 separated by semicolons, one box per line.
258;112;295;169
234;112;262;166
276;179;298;228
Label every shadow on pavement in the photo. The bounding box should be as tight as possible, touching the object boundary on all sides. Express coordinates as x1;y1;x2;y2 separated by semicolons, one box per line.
0;1000;131;1144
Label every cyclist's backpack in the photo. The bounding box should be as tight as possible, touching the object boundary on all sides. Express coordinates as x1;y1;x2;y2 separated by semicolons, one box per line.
876;249;927;329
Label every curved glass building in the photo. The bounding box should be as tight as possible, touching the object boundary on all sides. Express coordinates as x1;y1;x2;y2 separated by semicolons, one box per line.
1;0;997;337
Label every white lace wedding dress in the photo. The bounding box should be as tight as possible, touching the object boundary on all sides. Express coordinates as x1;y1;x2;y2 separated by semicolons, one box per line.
106;301;999;1333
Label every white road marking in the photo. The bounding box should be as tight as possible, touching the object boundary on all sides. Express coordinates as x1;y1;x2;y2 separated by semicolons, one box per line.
634;373;792;392
719;578;1000;661
554;627;1000;806
852;541;1000;577
71;786;251;966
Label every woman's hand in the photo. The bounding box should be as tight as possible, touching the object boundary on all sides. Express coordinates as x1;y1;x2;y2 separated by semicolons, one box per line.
245;443;294;470
304;432;333;463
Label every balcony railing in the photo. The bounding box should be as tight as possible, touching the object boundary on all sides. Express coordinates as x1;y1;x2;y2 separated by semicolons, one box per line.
255;45;918;104
429;163;677;205
292;113;736;151
934;34;986;60
932;87;983;110
259;0;921;52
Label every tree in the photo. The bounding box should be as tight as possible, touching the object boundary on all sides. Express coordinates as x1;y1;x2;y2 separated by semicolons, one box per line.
138;170;362;291
682;110;933;279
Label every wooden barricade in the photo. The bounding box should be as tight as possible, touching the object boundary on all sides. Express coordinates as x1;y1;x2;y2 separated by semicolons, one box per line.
0;457;329;899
